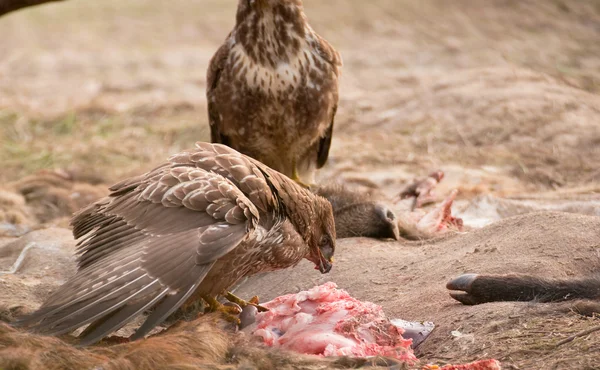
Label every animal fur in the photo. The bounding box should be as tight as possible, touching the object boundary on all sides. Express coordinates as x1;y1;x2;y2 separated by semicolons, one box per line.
0;308;404;370
447;273;600;316
313;184;399;240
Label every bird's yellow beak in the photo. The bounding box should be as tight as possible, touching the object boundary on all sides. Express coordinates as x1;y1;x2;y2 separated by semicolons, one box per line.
314;247;333;274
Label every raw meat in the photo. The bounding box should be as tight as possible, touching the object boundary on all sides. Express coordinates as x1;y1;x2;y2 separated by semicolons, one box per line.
395;170;445;210
253;282;416;362
416;189;464;234
252;283;501;370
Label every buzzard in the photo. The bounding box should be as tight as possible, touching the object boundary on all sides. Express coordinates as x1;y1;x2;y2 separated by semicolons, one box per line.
207;0;342;187
15;142;336;346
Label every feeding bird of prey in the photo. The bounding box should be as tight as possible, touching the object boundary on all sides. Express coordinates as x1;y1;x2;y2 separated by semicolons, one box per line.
14;142;336;346
207;0;342;187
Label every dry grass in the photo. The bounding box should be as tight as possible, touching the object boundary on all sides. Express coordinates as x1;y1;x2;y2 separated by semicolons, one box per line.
1;1;600;368
0;107;210;183
1;0;600;188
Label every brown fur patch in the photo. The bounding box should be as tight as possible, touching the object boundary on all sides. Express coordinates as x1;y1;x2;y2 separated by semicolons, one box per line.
0;311;396;370
0;189;33;227
10;170;107;224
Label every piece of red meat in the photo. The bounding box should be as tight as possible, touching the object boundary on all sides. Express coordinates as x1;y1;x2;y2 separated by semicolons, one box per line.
252;283;501;370
253;282;416;362
415;189;464;233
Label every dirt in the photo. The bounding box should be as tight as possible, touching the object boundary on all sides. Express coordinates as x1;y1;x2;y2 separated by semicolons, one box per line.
2;213;599;369
1;0;600;369
235;212;600;369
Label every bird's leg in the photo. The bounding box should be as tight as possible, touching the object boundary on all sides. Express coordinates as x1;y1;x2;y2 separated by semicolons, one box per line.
290;160;312;189
224;291;269;312
201;295;242;325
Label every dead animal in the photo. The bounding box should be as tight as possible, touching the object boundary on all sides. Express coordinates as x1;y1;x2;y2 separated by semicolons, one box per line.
313;183;400;240
13;142;336;346
395;170;444;211
447;273;600;316
314;184;463;241
11;169;107;224
1;310;406;370
398;189;463;240
0;188;34;236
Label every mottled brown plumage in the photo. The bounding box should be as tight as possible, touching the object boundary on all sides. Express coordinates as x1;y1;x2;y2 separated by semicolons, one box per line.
15;142;335;346
207;0;342;186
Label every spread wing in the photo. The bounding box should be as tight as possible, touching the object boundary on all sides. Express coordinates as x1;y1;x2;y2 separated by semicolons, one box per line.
206;41;232;146
16;144;277;346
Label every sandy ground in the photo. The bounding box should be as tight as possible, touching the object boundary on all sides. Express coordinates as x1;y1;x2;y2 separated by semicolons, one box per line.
235;212;600;369
1;0;600;369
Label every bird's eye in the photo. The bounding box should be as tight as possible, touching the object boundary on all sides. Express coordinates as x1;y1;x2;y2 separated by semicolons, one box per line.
319;235;334;261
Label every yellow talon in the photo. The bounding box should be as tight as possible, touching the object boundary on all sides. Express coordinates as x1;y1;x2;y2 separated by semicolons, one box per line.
291;166;312;189
202;295;242;325
224;291;269;312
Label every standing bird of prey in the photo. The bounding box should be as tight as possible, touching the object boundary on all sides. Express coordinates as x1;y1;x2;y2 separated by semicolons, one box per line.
15;142;336;346
207;0;342;187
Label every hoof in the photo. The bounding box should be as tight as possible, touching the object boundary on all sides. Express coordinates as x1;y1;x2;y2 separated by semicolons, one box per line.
447;274;483;305
446;273;479;291
448;292;483;305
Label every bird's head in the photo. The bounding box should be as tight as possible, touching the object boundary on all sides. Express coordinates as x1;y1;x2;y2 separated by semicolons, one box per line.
234;0;308;65
237;0;303;12
236;0;306;28
305;196;336;274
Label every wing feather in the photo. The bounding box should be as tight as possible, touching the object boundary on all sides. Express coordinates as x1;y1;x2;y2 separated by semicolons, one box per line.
129;280;205;342
77;287;171;347
207;42;232;145
18;156;268;344
316;105;336;169
310;33;341;171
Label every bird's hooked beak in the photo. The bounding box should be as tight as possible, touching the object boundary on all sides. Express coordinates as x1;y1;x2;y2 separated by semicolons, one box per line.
314;245;334;274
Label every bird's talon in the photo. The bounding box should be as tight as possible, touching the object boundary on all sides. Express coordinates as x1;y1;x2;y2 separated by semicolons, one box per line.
293;178;312;189
203;295;239;313
225;291;269;312
223;302;243;315
201;295;243;325
223;314;242;326
291;167;312;189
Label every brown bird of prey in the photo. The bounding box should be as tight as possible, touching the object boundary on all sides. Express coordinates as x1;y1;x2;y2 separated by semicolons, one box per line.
15;142;336;346
207;0;342;187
